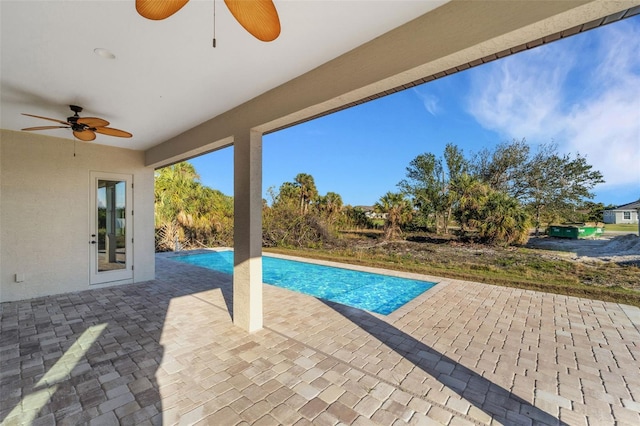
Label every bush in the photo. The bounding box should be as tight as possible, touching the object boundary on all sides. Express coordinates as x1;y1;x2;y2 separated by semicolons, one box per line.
263;205;335;248
469;191;530;246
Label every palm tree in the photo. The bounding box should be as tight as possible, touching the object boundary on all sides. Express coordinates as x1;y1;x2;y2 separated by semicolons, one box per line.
316;191;343;226
374;192;413;240
469;190;530;245
154;161;234;250
451;174;488;235
274;182;300;209
154;162;200;226
294;173;318;214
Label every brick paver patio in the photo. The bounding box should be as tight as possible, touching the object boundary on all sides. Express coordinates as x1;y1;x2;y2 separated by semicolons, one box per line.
2;251;639;425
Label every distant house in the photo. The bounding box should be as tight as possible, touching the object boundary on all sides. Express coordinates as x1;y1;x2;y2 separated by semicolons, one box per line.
603;200;640;224
356;206;387;220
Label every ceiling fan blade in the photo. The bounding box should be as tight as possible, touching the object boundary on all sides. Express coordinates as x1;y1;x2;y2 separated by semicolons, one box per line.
95;127;133;138
73;130;96;142
136;0;189;20
77;117;110;127
224;0;281;42
21;126;70;131
22;113;69;126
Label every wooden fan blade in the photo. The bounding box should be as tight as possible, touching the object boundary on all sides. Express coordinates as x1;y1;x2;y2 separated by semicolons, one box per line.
77;117;110;127
73;130;96;142
22;126;70;131
22;113;69;126
224;0;281;42
136;0;189;20
95;127;133;138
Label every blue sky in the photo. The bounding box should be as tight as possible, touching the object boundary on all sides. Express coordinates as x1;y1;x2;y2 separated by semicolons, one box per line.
190;16;640;207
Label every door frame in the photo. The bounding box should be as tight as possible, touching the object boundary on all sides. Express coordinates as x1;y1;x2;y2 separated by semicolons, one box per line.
89;171;134;285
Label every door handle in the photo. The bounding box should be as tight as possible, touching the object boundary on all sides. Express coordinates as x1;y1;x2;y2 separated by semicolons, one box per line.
90;241;97;244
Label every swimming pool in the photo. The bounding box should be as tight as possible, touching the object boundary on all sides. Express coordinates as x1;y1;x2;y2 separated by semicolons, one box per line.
172;251;436;315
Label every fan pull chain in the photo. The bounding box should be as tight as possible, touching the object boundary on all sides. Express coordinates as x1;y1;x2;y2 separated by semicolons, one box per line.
212;0;217;48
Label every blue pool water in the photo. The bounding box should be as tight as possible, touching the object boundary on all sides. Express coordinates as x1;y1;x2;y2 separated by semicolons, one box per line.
172;251;436;315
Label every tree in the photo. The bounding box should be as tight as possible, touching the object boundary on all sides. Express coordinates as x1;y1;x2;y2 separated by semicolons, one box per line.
470;138;530;199
469;140;605;234
521;144;604;234
155;162;200;223
341;206;372;230
294;173;318;214
443;143;469;232
450;174;489;235
578;201;615;223
444;143;468;182
374;192;413;240
399;144;469;234
154;162;234;250
468;190;530;246
263;174;337;248
398;153;445;233
272;182;300;209
316;191;343;226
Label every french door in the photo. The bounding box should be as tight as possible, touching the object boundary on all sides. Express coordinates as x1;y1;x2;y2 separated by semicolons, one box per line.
90;172;133;285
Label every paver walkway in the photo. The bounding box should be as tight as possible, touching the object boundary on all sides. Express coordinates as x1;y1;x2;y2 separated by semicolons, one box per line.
1;252;639;425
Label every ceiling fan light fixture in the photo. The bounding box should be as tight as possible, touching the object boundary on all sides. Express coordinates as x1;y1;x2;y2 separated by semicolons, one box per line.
94;48;116;59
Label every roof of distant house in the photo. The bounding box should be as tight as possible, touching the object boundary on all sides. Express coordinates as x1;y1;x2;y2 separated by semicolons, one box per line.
610;200;640;210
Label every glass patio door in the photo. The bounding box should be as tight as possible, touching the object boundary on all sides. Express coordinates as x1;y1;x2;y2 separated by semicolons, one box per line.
90;172;133;285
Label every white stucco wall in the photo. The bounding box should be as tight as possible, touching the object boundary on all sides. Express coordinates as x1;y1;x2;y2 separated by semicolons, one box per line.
617;211;639;224
603;210;639;225
0;130;155;302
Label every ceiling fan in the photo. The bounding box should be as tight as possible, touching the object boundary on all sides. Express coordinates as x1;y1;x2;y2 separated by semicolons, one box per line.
136;0;281;42
21;105;133;142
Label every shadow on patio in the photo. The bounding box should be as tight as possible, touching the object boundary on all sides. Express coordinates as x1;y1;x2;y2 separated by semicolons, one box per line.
322;300;566;425
0;264;234;425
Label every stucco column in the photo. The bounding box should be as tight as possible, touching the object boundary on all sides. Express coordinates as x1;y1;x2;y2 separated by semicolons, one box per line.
233;130;263;332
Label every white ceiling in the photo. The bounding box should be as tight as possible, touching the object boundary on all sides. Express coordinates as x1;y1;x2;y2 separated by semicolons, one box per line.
0;0;448;151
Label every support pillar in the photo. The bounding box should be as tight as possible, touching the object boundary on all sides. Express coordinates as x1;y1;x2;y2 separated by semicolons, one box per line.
233;130;263;332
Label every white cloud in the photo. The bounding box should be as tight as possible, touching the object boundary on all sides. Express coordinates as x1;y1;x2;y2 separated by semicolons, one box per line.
467;45;575;140
413;88;440;115
565;77;640;188
466;18;640;190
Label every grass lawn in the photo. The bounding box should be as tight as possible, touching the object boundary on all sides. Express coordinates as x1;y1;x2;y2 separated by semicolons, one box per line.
604;223;639;232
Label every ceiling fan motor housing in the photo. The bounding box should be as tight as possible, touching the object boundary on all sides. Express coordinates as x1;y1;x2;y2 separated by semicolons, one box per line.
67;115;87;131
67;105;94;131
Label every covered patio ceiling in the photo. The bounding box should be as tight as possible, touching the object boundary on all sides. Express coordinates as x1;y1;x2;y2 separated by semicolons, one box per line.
2;1;639;166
